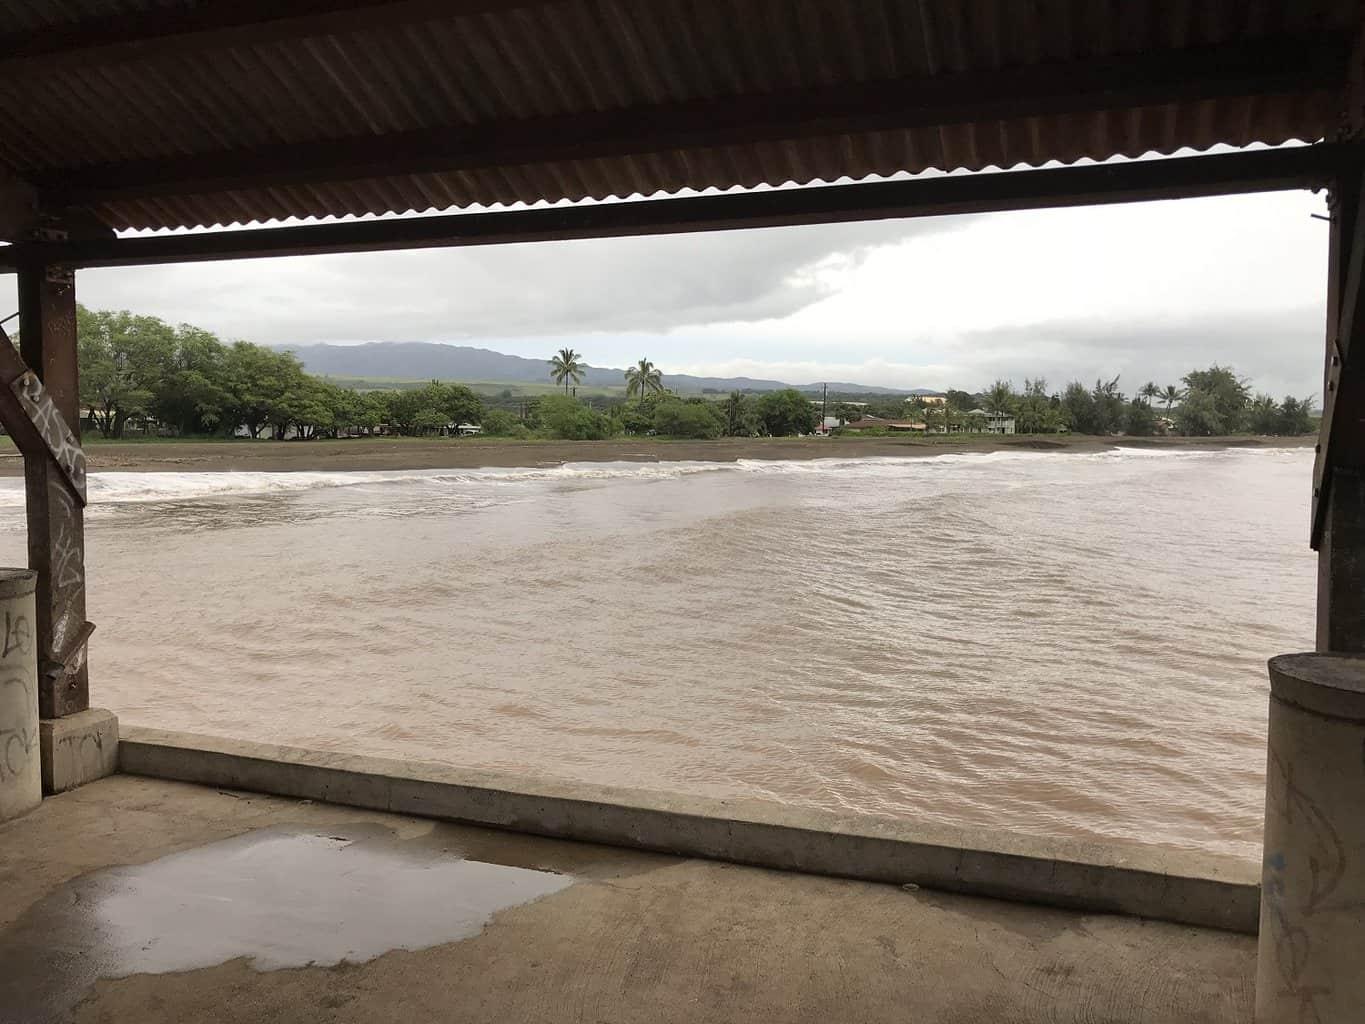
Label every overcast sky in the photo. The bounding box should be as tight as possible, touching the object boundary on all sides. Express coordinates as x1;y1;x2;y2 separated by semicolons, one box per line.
3;186;1330;398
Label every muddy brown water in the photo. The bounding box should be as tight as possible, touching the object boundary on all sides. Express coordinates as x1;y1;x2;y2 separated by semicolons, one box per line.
0;447;1313;861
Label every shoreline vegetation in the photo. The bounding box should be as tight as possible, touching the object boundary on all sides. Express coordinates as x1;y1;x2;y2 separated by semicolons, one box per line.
0;433;1313;476
54;308;1317;480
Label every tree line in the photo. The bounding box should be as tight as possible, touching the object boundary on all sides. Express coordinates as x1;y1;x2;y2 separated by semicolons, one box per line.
830;366;1314;437
68;310;1313;442
68;311;820;442
73;307;485;439
533;348;820;439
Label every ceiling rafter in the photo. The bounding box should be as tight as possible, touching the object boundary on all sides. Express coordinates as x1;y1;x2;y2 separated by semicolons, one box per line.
26;35;1349;210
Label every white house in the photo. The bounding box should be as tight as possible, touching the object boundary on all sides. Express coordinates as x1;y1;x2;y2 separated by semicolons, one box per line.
967;408;1016;435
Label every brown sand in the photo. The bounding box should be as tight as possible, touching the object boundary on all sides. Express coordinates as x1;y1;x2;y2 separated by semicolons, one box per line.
0;433;1312;476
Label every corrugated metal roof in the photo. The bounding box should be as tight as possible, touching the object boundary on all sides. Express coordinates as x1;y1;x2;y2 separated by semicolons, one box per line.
0;0;1358;232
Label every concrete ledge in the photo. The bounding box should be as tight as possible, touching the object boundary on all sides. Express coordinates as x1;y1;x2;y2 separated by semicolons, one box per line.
40;708;118;794
118;727;1260;934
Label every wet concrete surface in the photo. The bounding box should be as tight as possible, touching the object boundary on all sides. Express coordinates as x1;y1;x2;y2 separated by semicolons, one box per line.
0;822;572;1022
0;775;1257;1024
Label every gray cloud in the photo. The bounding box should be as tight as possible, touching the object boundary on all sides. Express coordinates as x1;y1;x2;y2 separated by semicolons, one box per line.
944;308;1323;399
69;217;969;345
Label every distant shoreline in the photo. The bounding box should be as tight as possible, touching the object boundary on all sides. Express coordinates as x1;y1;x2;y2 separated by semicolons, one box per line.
0;433;1313;476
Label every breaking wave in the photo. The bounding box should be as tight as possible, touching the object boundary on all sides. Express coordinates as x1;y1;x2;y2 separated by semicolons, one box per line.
0;445;1302;508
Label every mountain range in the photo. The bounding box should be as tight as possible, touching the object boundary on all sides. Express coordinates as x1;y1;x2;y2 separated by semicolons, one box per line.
279;342;914;395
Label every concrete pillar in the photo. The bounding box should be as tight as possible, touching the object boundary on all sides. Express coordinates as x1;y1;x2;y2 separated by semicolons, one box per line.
1257;653;1365;1023
0;569;39;822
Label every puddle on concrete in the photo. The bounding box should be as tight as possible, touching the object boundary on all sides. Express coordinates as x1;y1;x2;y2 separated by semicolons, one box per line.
0;823;573;1022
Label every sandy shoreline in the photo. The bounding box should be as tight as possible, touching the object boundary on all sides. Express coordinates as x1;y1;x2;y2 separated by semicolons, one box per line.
0;433;1313;476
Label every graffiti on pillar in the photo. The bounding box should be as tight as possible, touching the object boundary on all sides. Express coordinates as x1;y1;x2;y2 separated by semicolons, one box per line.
12;370;86;504
49;484;84;594
2;609;31;658
0;677;36;783
53;727;109;786
0;606;36;787
1261;748;1352;1022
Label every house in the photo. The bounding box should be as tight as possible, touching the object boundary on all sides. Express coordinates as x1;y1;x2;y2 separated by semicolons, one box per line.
844;417;925;433
967;409;1016;435
905;392;947;406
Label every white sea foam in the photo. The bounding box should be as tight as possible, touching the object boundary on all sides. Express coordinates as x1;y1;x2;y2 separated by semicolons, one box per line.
0;445;1304;508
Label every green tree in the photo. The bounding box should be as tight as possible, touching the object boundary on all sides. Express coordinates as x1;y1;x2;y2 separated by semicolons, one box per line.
625;358;664;402
1123;397;1157;436
944;389;976;411
267;372;340;439
985;379;1016;416
1061;380;1096;434
1278;396;1314;436
1139;381;1160;406
618;402;654;435
77;306;177;438
223;343;301;438
1248;394;1281;434
723;391;757;436
379;381;483;437
1015;379;1061;434
1161;385;1184;417
756;388;819;436
1181;365;1249;433
382;387;428;436
831;401;864;424
150;324;231;435
480;409;529;438
652;398;724;439
326;387;383;437
549;348;585;395
538;394;614;440
425;381;484;427
1090;376;1125;434
1175;388;1225;436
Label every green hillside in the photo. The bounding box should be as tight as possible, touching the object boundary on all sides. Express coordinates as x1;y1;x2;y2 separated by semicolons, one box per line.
317;375;628;397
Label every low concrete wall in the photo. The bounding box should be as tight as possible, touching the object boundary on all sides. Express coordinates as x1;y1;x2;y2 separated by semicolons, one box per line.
118;727;1260;934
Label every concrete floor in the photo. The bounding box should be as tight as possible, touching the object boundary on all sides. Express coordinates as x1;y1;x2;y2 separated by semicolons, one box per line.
0;776;1254;1024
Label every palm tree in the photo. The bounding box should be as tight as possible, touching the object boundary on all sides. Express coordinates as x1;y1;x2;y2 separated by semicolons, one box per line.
1162;385;1184;416
724;390;748;436
625;358;664;403
548;348;585;395
1140;381;1160;406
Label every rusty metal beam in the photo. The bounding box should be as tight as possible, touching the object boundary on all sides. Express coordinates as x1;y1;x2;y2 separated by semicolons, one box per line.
0;333;87;505
1;144;1350;272
32;35;1349;209
1315;172;1362;649
0;0;560;77
13;264;90;718
1313;168;1365;550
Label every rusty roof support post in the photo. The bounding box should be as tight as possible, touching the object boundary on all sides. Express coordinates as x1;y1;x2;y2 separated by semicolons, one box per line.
1314;34;1365;652
15;251;89;717
1315;170;1365;652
